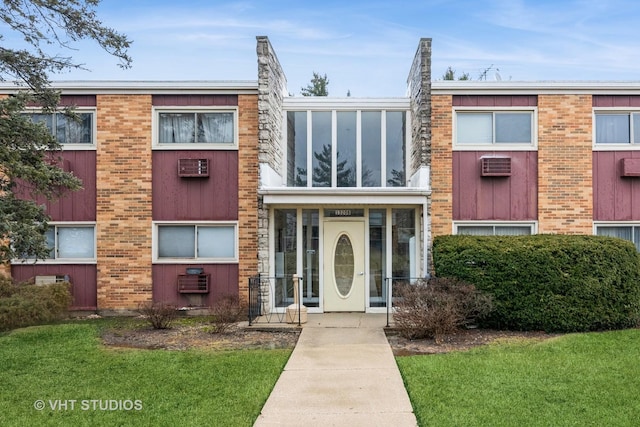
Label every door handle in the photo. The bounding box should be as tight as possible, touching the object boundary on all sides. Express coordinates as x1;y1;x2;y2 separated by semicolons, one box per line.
358;272;364;276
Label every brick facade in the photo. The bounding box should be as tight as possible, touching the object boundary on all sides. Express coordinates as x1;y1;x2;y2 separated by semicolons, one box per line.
96;94;153;311
237;94;259;301
537;94;593;234
430;94;453;238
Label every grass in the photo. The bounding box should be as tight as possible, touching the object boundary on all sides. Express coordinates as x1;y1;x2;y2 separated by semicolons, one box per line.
397;329;640;426
0;319;291;426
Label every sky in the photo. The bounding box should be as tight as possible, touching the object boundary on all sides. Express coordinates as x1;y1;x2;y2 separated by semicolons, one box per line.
14;0;640;96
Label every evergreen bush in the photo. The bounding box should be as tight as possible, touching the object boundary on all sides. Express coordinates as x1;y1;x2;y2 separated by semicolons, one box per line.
433;235;640;332
0;276;72;331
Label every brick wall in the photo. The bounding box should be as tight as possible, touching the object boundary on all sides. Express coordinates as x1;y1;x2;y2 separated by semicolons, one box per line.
237;94;259;302
537;94;593;233
96;94;153;311
431;94;453;238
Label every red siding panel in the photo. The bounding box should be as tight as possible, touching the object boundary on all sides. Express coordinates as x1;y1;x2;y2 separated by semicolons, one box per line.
453;95;537;107
152;264;239;306
593;151;640;220
152;95;238;106
453;151;538;220
59;95;97;107
593;95;640;108
152;151;238;221
11;264;97;310
44;151;97;221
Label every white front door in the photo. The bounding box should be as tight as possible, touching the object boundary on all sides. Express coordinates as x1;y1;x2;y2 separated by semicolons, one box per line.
323;220;366;312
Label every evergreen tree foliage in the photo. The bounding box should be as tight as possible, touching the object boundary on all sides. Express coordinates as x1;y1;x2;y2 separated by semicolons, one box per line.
301;72;329;96
0;1;131;263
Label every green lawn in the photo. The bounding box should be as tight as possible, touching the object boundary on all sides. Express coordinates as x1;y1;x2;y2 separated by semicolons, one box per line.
0;320;291;426
397;329;640;427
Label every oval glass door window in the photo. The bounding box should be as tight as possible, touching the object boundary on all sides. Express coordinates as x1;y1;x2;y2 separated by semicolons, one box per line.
334;233;354;297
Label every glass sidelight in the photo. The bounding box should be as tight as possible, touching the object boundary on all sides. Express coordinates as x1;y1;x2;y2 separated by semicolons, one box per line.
369;209;387;307
274;209;296;307
302;210;319;307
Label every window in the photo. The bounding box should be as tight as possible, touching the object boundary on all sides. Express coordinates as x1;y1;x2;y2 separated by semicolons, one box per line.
27;224;96;261
156;110;236;146
595;225;640;251
155;223;237;261
285;109;407;187
455;223;535;236
455;111;534;147
595;113;640;145
25;111;94;145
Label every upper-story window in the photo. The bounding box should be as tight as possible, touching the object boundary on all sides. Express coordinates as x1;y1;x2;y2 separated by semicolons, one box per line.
454;110;536;149
286;109;407;187
155;108;237;149
24;110;95;146
594;112;640;145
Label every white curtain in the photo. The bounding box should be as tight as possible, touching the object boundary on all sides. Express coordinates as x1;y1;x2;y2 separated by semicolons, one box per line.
198;113;233;143
596;114;629;143
159;113;195;143
57;113;92;144
597;226;639;251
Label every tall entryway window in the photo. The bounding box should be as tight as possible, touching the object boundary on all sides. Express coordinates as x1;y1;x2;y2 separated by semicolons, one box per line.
285;110;408;188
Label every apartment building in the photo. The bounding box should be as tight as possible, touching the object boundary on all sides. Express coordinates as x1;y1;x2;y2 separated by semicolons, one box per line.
7;82;259;313
4;36;640;314
431;81;640;253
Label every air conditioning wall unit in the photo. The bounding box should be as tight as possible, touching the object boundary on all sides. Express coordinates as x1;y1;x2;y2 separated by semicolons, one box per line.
481;156;512;177
621;158;640;177
178;158;209;178
35;275;70;285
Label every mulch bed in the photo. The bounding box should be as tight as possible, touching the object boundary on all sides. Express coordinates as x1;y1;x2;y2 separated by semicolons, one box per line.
100;320;558;355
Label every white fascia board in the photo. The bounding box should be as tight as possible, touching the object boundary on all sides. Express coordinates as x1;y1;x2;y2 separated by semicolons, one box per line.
283;97;410;110
261;187;430;205
0;80;259;95
432;80;640;95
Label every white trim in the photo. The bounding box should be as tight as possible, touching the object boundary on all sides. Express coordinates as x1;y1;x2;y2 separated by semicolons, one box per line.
152;106;239;150
152;221;239;264
24;107;97;150
453;220;538;235
0;80;258;94
593;221;640;231
283;97;410;110
452;107;538;151
433;80;640;95
12;222;97;265
592;108;640;150
261;187;430;205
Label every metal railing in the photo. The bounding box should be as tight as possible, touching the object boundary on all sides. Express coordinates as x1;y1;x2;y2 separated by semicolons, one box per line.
248;274;423;327
248;275;304;326
384;276;422;327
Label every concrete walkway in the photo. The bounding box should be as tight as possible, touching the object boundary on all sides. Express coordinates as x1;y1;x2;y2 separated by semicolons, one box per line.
254;313;418;427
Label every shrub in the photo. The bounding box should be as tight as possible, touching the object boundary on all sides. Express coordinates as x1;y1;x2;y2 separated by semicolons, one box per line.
433;234;640;332
209;294;246;334
137;301;177;329
393;277;493;342
0;276;72;331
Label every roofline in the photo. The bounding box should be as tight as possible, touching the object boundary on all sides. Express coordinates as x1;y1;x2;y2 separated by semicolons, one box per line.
0;80;259;94
432;80;640;95
283;96;410;109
